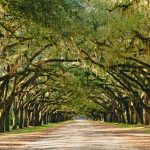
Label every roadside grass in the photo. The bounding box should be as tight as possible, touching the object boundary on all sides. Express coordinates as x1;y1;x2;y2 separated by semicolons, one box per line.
7;120;74;134
99;121;150;133
101;122;142;128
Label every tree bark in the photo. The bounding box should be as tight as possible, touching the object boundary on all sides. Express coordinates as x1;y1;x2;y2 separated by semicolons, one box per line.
144;108;149;125
24;109;28;127
5;108;10;131
124;101;130;123
12;109;19;130
0;109;5;133
19;106;24;129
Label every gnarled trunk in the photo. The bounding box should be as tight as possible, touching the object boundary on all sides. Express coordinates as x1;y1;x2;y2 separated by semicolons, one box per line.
0;109;5;133
19;106;24;129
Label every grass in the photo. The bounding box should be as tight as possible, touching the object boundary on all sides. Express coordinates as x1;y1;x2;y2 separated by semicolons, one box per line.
101;122;142;128
99;121;150;133
7;120;74;134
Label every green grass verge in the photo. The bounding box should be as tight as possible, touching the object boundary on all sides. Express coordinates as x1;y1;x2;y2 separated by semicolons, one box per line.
101;122;142;128
99;121;150;133
7;120;74;134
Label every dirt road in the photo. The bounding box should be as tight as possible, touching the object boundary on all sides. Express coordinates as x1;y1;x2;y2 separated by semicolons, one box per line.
1;120;150;150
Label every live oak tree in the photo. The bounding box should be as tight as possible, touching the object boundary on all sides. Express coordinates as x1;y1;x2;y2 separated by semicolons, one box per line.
0;0;84;132
66;0;150;124
0;0;150;133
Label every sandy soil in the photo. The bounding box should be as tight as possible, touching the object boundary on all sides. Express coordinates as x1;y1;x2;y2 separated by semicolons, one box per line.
0;120;150;150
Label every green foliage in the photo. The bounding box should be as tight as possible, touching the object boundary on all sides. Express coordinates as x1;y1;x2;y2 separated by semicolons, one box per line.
7;0;84;35
0;0;150;133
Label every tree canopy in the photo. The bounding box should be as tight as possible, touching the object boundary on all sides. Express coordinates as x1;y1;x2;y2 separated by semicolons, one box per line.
0;0;150;132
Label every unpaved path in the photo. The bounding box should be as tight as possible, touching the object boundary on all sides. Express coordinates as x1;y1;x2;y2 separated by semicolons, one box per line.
0;120;150;150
